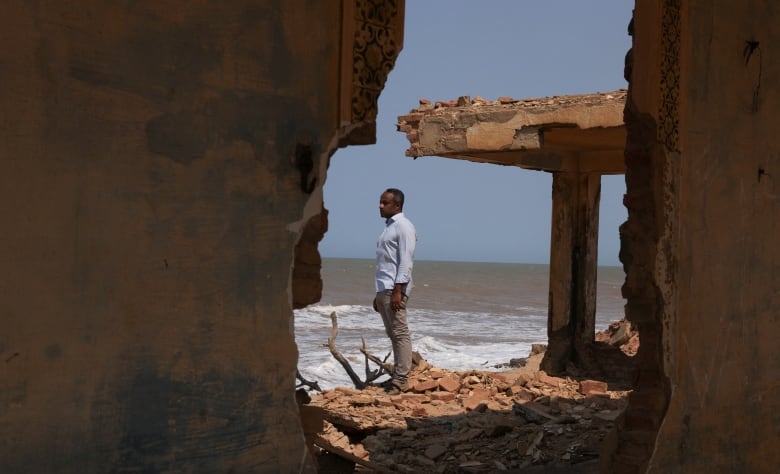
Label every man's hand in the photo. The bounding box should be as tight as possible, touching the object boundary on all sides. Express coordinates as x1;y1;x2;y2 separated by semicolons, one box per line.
372;296;378;312
391;290;403;311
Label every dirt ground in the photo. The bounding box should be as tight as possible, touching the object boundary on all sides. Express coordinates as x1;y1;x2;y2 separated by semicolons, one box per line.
301;321;638;473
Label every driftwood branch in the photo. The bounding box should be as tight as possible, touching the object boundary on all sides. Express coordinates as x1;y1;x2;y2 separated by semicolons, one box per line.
328;312;369;389
360;339;394;374
296;369;322;393
327;312;391;389
359;337;392;384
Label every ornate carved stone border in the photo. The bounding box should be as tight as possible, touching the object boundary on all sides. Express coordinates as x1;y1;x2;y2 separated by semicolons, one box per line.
658;0;680;151
339;0;404;144
609;1;680;471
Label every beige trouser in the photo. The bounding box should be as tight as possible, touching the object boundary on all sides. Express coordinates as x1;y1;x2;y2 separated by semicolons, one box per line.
375;290;412;385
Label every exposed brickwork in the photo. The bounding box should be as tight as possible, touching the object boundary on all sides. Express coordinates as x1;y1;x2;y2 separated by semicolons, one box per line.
397;90;627;158
604;10;673;472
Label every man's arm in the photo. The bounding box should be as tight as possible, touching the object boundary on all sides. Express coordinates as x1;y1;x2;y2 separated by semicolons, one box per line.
391;222;416;309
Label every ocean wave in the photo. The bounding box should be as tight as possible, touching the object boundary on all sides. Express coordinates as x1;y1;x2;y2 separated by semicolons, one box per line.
413;335;536;372
294;303;375;329
296;330;544;390
293;259;626;389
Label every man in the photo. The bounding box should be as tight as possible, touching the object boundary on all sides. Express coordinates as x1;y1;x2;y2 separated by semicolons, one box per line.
373;188;417;394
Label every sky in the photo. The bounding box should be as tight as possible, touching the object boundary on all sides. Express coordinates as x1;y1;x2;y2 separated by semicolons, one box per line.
321;1;633;266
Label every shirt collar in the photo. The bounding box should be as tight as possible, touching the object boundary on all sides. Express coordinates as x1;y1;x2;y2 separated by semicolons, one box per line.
386;212;404;225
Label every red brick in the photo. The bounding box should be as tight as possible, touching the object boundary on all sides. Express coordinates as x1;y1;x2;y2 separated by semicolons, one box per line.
438;376;461;393
412;379;439;393
462;388;491;410
515;373;534;386
515;387;536;402
579;379;608;396
399;113;424;123
324;391;340;400
435;100;458;108
489;373;508;383
428;368;445;379
536;371;566;388
492;393;512;406
400;393;427;403
334;386;361;396
430;391;456;402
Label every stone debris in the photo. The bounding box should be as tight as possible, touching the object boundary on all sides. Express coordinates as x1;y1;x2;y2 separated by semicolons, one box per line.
579;379;609;396
437;376;461;393
595;318;639;356
404;90;627;113
306;335;636;473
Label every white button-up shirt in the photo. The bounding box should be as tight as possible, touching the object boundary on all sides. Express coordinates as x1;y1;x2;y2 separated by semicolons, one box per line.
375;212;417;294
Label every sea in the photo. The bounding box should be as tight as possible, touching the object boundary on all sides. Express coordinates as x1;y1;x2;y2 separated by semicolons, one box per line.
294;258;626;390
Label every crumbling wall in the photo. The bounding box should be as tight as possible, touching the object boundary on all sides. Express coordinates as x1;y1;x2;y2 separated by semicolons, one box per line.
610;1;780;472
0;1;404;472
649;1;780;471
293;207;329;309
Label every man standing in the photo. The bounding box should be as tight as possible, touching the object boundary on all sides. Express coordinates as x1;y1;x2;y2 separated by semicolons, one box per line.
373;188;417;394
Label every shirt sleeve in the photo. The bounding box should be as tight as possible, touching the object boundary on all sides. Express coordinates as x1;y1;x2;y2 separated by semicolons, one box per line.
394;221;416;285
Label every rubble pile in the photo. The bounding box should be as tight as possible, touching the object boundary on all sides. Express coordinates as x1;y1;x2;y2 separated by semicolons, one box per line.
307;350;632;473
594;319;639;356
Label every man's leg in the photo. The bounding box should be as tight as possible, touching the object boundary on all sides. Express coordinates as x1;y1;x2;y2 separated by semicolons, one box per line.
376;291;412;388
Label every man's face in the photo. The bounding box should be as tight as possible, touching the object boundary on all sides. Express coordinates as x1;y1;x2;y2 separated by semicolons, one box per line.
379;192;401;219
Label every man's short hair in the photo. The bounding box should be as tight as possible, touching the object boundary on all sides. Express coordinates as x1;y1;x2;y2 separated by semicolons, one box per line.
385;188;405;208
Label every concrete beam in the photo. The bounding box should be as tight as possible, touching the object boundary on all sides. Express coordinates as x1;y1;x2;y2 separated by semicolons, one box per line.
398;90;627;174
432;149;625;174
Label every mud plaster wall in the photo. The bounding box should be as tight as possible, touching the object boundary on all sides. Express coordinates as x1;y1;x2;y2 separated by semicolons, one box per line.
0;1;341;472
616;1;780;472
651;1;780;471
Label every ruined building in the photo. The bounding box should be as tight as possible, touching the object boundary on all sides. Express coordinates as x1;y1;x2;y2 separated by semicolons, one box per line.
1;0;778;473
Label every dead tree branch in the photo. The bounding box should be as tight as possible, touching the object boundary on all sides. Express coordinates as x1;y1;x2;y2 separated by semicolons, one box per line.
296;369;322;393
327;311;391;389
360;338;394;374
360;336;393;382
328;312;369;388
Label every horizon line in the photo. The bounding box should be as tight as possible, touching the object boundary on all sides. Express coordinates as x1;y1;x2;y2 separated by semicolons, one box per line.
321;255;623;268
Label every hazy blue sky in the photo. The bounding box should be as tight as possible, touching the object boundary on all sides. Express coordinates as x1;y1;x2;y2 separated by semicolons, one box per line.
321;1;633;266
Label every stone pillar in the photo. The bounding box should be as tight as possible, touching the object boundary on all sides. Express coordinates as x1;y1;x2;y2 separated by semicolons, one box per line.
542;170;601;374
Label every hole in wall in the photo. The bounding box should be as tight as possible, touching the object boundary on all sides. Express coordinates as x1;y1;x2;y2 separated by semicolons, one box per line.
293;1;636;470
297;1;633;389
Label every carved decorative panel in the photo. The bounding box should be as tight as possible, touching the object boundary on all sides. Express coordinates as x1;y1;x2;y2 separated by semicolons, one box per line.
658;0;681;151
350;0;403;123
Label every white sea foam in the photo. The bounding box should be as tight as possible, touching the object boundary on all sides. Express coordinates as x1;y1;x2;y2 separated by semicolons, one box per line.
294;303;549;389
294;259;626;390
